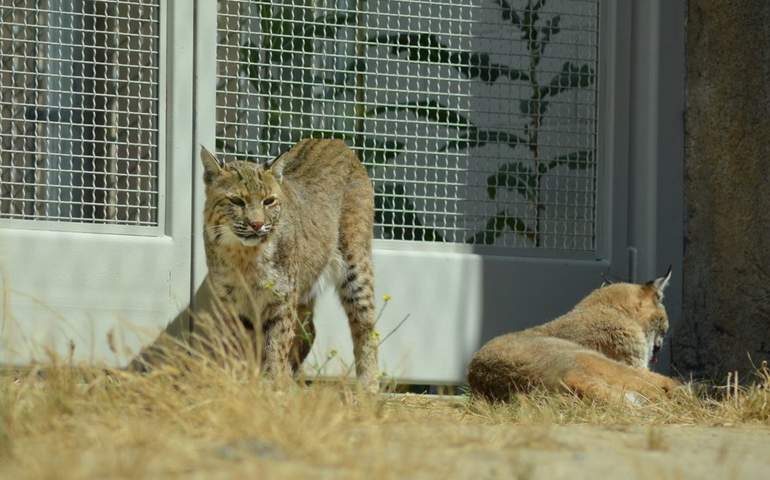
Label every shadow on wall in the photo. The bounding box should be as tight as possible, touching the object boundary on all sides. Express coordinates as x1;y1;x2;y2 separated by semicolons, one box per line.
476;257;608;354
467;2;615;358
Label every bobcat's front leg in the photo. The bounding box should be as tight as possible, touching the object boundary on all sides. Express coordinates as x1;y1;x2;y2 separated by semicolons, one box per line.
262;298;298;382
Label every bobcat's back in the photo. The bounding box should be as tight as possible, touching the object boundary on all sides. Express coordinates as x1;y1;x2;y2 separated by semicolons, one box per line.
468;272;679;403
527;281;670;369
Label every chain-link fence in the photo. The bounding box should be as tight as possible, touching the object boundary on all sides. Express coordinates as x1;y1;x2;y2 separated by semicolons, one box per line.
1;0;598;244
0;0;161;226
215;0;599;251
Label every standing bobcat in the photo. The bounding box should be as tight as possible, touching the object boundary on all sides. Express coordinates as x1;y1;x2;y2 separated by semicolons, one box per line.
200;139;378;391
468;269;680;403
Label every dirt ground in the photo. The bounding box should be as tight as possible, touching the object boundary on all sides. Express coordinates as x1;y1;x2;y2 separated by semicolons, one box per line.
195;409;770;480
2;348;769;479
326;422;770;480
5;387;770;479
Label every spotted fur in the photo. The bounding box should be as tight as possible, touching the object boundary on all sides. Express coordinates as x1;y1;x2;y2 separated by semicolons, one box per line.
200;139;378;391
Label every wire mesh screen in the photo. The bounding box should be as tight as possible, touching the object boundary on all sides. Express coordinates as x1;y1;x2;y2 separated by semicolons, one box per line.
216;0;599;250
0;0;161;226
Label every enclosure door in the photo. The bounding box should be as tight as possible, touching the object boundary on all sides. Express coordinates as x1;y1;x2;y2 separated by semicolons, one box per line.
196;0;637;384
0;1;194;366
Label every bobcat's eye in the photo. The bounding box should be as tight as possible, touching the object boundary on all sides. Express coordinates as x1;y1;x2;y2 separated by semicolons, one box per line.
262;196;277;207
228;196;245;207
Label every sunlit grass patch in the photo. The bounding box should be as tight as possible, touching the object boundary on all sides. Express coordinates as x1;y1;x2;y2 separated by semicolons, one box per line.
1;313;768;479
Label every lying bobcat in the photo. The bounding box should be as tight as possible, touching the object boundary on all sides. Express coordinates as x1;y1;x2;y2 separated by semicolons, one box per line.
468;269;681;404
200;139;379;391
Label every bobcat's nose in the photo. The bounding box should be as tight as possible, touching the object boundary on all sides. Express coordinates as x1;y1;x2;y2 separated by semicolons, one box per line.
249;221;264;232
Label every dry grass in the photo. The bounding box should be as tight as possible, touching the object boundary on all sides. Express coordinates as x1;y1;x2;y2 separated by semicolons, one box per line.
466;366;770;427
1;325;769;479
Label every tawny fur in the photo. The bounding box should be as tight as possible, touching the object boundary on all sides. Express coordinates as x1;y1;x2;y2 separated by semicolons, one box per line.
468;271;681;403
200;139;379;391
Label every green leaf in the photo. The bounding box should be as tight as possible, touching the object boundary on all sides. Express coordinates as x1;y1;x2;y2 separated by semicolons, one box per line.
303;12;356;38
215;139;258;163
240;41;260;91
541;150;595;174
540;62;595;98
486;162;536;200
255;6;292;90
506;216;537;243
465;210;536;245
366;100;471;127
252;5;314;83
375;183;444;242
372;33;526;84
267;99;282;127
439;128;527;152
540;15;561;54
316;59;367;100
466;211;507;245
306;130;352;141
240;41;284;97
455;51;528;84
521;0;541;47
372;32;445;62
360;138;405;166
495;0;522;27
260;6;316;62
519;98;550;116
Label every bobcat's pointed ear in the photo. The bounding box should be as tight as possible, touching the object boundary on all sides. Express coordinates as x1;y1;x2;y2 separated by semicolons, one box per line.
266;153;287;183
200;146;223;185
651;265;673;294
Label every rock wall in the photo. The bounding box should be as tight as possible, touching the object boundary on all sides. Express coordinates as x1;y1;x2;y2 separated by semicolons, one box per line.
673;1;770;380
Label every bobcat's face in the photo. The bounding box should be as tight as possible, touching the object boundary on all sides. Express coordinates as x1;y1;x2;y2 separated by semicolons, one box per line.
201;151;283;247
644;281;671;365
643;298;670;366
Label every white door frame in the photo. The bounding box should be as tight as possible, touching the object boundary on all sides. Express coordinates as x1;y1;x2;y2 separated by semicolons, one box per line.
0;0;195;366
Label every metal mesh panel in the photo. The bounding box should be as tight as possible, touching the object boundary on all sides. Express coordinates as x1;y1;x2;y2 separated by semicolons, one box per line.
0;0;161;226
216;0;599;250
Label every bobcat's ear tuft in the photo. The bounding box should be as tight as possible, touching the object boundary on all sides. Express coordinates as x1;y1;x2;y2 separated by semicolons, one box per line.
266;153;287;183
651;265;673;295
200;146;223;185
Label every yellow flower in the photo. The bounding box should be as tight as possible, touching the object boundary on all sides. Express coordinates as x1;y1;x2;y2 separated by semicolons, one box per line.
371;330;381;341
264;281;274;290
382;294;391;302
